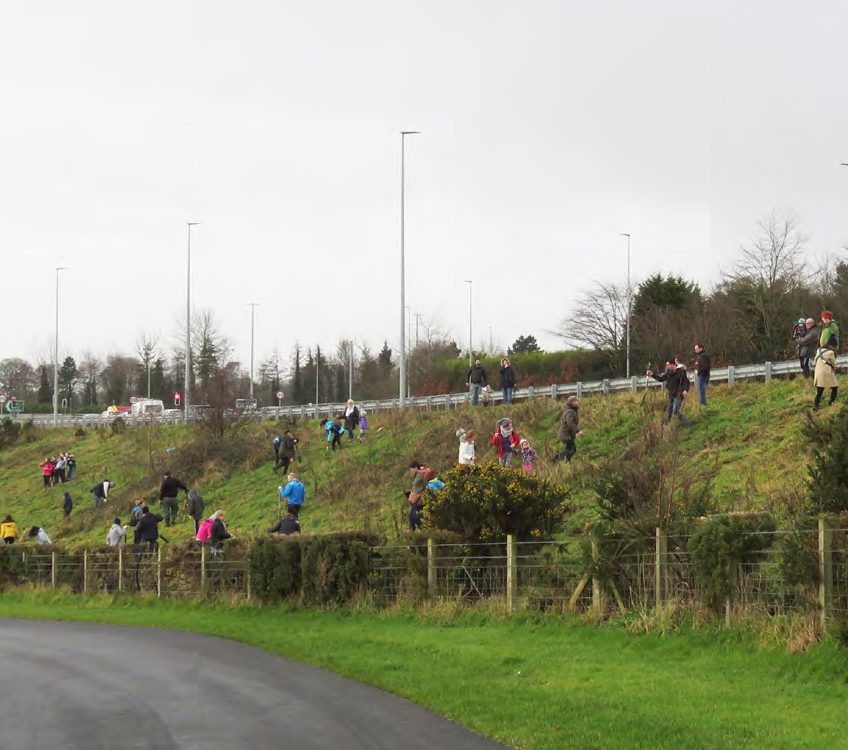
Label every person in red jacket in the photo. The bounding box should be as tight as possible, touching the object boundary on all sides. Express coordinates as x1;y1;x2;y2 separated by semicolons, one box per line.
491;418;520;467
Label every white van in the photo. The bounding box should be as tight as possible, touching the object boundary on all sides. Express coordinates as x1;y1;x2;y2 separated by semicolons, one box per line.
130;398;165;418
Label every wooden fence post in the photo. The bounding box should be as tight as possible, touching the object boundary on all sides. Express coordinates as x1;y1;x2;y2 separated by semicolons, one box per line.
83;550;89;595
727;366;735;387
591;538;606;616
655;527;667;608
51;551;57;590
819;514;833;630
118;547;123;592
506;535;517;614
427;538;436;602
157;546;162;598
764;361;773;383
201;544;207;592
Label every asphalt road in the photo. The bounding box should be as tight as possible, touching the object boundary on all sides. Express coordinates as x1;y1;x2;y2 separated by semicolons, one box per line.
0;619;504;750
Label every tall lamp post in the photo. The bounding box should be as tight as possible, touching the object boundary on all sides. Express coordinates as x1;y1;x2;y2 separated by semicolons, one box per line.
247;302;259;403
53;266;68;427
399;130;420;408
464;280;473;366
184;222;199;422
620;232;632;379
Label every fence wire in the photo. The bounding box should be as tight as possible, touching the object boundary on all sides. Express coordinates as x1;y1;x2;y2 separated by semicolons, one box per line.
3;528;846;621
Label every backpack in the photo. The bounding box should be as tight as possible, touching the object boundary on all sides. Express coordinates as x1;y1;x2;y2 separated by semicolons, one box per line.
421;467;436;483
196;517;214;542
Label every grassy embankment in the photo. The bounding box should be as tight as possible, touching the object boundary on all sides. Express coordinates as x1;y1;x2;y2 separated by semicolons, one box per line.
0;590;846;750
0;377;821;547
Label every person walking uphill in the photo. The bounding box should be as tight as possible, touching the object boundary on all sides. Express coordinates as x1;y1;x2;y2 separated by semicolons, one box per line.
555;396;583;462
135;507;164;552
491;418;520;467
499;358;517;405
90;479;113;510
795;318;819;379
277;430;298;474
406;461;431;532
186;489;205;534
343;400;360;441
467;359;488;406
649;359;691;426
159;471;188;527
279;473;306;517
61;491;73;519
814;335;839;411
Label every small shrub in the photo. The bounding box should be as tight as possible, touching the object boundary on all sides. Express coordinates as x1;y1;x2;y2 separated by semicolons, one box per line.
428;463;570;541
74;427;86;438
111;417;127;435
688;513;776;610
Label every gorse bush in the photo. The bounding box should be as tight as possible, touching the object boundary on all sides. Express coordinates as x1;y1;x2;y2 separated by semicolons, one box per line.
688;513;776;610
804;403;848;513
427;463;570;541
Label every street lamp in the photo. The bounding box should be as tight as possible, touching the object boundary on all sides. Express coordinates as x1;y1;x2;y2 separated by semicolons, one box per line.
53;266;68;427
247;303;259;403
620;233;632;379
185;222;199;422
464;280;473;366
399;130;420;408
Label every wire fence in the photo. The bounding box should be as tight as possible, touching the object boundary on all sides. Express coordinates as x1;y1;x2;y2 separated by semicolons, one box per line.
3;525;845;623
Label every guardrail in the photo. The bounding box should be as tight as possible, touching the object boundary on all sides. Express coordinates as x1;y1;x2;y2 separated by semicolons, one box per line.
14;355;841;429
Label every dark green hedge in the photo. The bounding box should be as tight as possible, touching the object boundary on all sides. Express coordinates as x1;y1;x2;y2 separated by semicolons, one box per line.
249;532;379;605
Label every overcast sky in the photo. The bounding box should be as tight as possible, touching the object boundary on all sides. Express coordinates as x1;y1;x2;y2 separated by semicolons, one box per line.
2;1;847;371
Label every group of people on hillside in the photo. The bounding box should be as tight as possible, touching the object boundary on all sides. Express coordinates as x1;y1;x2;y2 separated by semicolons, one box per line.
38;452;76;488
793;311;841;410
317;400;368;451
466;358;517;406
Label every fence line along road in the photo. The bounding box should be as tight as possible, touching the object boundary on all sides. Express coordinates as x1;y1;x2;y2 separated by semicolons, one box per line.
5;523;847;626
16;355;840;429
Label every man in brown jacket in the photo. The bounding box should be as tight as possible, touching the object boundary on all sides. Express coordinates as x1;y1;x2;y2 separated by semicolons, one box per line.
554;396;583;462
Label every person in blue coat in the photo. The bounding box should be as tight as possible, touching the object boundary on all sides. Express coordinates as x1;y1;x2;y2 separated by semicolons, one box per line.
279;473;306;517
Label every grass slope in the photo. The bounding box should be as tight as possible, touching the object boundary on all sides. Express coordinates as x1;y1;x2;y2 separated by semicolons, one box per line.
1;592;847;750
0;377;821;546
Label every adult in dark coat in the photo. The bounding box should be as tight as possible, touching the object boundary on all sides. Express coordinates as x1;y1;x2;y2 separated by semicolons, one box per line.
555;396;583;462
269;513;301;536
694;344;711;406
499;358;517;405
134;508;164;551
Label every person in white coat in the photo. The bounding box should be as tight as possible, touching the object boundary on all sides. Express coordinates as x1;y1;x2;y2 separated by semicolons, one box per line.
456;428;476;465
106;517;128;547
28;526;52;545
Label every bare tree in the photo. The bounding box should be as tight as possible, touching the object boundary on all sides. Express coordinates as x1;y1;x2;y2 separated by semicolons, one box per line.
722;211;809;359
555;281;627;374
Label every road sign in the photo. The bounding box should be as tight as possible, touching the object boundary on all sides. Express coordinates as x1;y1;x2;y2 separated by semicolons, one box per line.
276;391;285;400
0;395;6;403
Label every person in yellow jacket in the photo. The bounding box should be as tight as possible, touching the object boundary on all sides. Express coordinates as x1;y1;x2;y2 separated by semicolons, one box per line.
1;515;19;544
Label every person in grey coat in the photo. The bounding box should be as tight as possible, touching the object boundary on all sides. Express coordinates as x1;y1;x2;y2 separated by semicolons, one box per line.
186;490;206;534
795;317;818;378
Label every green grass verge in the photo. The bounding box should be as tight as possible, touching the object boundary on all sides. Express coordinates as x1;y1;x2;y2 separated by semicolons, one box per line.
1;591;847;749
